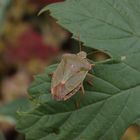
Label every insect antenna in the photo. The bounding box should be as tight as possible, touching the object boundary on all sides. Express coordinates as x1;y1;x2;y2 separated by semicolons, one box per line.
87;50;101;56
77;32;82;52
87;50;116;65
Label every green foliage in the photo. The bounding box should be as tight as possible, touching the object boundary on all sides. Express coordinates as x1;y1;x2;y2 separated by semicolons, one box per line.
0;0;10;34
0;131;5;140
17;0;140;140
0;98;31;121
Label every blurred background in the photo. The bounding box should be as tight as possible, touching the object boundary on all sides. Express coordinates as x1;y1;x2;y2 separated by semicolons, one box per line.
0;0;69;140
0;0;139;140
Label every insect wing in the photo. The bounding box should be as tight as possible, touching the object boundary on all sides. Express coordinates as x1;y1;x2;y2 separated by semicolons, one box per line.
63;84;81;101
65;70;88;92
51;52;91;100
51;59;65;89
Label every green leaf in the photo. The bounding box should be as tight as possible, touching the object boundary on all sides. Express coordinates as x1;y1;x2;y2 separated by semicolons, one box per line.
17;0;140;140
41;0;140;58
0;0;10;34
17;63;140;140
0;131;5;140
0;98;31;121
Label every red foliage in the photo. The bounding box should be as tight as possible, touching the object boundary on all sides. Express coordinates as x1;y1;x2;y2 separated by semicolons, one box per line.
5;28;58;63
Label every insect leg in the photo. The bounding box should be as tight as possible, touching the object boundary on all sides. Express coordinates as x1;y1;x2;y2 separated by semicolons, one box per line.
48;72;54;77
75;83;85;108
87;73;94;78
77;32;82;52
91;64;95;67
64;85;81;101
81;83;85;95
86;73;94;86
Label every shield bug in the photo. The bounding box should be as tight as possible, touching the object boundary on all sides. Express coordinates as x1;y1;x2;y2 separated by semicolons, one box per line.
51;51;94;101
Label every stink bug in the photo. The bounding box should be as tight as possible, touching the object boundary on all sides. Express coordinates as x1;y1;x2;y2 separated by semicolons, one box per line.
51;51;94;101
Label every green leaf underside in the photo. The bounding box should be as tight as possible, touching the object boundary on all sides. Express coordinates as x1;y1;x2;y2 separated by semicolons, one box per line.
17;0;140;140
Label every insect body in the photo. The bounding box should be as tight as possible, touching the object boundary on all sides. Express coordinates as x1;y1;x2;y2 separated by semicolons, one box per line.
51;51;93;101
